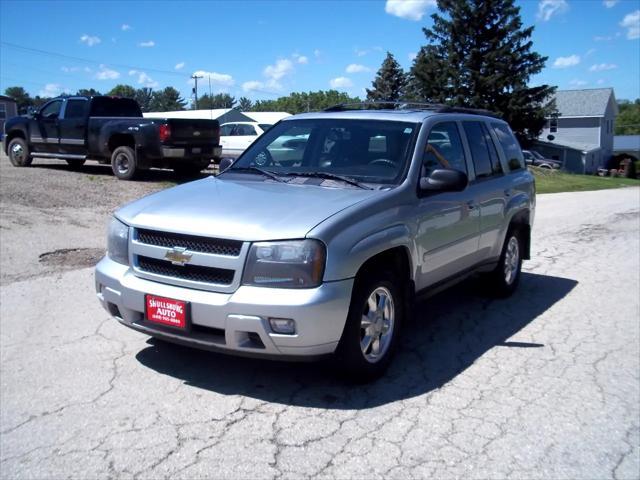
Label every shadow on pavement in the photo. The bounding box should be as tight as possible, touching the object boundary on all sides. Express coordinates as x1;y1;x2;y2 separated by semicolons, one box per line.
135;272;577;409
30;162;213;184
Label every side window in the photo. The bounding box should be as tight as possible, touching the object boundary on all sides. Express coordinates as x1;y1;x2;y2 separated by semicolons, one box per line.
491;123;524;171
482;123;503;174
463;121;492;178
220;124;233;136
423;122;467;176
237;124;257;136
0;104;6;119
40;100;62;119
64;100;87;119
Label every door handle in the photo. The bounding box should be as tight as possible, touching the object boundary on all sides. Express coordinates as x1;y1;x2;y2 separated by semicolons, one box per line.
466;201;476;210
504;189;512;197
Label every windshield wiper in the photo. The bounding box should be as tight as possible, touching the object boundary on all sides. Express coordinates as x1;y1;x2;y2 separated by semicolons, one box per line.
225;166;285;183
282;171;373;190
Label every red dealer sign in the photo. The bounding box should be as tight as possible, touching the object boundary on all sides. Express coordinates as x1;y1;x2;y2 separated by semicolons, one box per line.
145;295;188;330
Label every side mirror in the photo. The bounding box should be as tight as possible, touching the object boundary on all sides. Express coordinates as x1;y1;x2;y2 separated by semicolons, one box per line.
219;157;234;172
27;106;39;117
420;169;468;193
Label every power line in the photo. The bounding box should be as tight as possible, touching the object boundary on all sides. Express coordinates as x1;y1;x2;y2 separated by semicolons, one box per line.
1;41;190;79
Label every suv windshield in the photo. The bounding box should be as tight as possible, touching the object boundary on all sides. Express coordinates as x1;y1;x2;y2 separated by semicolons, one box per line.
227;119;419;185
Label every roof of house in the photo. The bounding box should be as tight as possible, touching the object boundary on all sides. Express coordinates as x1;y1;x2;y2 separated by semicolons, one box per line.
143;109;236;120
613;135;640;152
0;95;17;103
552;88;615;117
241;111;290;124
536;139;601;152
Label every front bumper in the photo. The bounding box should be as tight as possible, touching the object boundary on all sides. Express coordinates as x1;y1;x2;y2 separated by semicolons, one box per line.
95;256;353;359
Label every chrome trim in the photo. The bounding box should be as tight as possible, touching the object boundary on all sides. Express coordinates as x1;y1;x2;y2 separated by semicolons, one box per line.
59;138;85;145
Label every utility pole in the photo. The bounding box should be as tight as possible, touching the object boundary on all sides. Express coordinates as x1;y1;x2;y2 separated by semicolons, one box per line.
191;74;203;109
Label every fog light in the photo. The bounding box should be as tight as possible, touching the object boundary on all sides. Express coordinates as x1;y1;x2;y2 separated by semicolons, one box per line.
269;318;296;335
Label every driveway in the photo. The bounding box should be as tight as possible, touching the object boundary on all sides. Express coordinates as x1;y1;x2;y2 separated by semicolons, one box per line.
1;155;638;479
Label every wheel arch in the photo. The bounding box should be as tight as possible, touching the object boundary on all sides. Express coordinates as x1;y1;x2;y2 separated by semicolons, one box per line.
4;129;27;154
508;209;531;260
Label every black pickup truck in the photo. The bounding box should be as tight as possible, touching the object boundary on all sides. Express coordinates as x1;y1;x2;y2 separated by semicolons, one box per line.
2;96;221;180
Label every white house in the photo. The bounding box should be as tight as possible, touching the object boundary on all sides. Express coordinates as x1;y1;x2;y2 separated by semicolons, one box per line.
535;88;618;173
143;109;290;127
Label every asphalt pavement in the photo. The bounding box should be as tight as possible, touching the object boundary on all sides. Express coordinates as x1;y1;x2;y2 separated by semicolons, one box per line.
1;154;639;479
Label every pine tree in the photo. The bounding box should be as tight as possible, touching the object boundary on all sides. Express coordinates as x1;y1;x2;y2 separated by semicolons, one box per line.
366;53;407;102
150;87;187;111
238;97;253;111
408;0;556;143
107;84;136;98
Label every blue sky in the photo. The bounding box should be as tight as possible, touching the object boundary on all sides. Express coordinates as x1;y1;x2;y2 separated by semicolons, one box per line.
1;0;639;105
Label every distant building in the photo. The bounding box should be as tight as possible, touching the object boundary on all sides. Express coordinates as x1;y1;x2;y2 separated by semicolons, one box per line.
0;95;18;139
535;88;618;174
613;135;640;161
143;109;290;126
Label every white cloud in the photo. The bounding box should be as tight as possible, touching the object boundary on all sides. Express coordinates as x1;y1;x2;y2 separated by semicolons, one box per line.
39;83;69;97
329;77;353;89
192;70;235;87
242;80;265;92
129;70;159;88
61;66;80;73
80;34;101;47
355;47;368;57
138;40;155;47
585;48;596;57
408;52;417;61
121;24;131;31
314;49;322;58
264;59;294;81
296;55;308;64
553;54;580;68
594;34;614;41
603;0;618;7
84;67;92;73
385;0;436;21
620;10;640;39
175;62;185;70
95;65;120;80
537;0;569;21
346;63;371;74
589;63;618;72
597;79;606;85
569;79;588;87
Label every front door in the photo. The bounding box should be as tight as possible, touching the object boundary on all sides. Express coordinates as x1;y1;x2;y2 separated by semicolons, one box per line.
29;99;62;153
58;98;88;155
414;121;481;291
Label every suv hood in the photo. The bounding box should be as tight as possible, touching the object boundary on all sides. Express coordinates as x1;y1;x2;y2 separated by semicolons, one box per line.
116;176;377;241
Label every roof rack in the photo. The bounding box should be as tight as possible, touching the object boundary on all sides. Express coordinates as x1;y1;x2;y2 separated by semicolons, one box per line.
323;100;501;118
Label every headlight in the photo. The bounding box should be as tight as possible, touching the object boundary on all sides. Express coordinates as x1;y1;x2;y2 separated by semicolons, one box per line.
242;239;325;289
107;217;129;265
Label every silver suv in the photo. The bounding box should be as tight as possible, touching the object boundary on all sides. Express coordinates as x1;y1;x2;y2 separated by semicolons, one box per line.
95;103;535;380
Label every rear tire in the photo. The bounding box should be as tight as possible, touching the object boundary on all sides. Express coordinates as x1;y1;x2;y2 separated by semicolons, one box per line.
7;138;32;167
335;268;404;382
486;227;523;297
65;159;86;169
110;146;138;180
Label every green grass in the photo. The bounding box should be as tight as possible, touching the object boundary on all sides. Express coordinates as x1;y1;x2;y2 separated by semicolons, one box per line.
532;167;640;194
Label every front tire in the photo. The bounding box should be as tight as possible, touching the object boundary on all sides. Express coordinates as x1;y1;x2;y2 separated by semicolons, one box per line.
110;146;138;180
7;138;33;167
335;269;404;382
487;228;523;297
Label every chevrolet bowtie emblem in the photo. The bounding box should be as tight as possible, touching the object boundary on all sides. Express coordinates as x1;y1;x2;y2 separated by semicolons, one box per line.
164;247;192;266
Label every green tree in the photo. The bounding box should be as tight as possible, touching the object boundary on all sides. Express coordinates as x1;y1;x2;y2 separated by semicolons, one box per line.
107;84;136;98
366;52;407;102
197;93;236;109
76;88;102;96
407;0;556;144
238;97;253;111
616;99;640;135
135;88;154;112
150;87;187;111
4;86;33;113
253;90;361;114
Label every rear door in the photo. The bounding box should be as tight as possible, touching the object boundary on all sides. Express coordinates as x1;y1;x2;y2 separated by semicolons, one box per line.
58;98;88;155
414;121;482;290
461;121;509;261
29;99;63;153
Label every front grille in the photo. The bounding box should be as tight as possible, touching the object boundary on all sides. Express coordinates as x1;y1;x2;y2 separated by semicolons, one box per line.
138;256;234;285
137;229;242;256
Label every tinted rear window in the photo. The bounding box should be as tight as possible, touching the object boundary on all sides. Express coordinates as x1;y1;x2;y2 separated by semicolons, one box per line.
89;98;142;117
491;123;524;171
